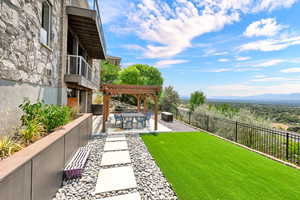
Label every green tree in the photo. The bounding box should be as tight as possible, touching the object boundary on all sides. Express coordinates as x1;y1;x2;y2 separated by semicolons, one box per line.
160;86;181;112
189;91;206;112
118;64;163;86
100;61;121;84
117;64;163;106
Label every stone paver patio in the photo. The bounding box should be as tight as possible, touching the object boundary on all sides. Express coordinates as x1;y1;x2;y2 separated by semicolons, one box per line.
95;166;137;194
103;141;128;151
100;150;131;166
97;192;141;200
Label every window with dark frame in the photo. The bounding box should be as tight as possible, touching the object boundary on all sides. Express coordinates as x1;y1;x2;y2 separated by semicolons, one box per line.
41;0;52;46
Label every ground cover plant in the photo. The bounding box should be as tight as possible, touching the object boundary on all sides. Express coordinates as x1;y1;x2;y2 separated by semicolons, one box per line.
0;100;73;159
142;132;300;200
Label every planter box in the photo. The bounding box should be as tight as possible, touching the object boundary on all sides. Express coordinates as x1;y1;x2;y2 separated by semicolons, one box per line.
161;112;173;122
91;104;103;115
0;114;92;200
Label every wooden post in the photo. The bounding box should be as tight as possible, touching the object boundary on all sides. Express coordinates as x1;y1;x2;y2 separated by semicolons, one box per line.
144;96;148;113
106;95;111;121
154;95;158;130
102;95;108;132
137;95;141;112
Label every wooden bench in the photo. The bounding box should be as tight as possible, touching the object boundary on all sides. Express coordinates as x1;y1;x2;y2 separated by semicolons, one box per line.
64;147;91;179
161;112;173;122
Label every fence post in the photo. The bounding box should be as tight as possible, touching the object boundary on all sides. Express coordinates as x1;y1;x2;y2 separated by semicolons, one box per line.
235;121;238;142
206;115;209;131
286;133;289;160
188;111;191;124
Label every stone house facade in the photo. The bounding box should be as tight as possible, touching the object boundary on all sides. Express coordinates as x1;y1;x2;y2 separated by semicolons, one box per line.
0;0;106;135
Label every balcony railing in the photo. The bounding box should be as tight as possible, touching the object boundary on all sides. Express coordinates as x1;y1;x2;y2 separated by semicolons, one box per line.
66;55;93;81
93;0;107;54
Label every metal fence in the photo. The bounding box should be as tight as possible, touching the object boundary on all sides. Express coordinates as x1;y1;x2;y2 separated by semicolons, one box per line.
174;108;300;166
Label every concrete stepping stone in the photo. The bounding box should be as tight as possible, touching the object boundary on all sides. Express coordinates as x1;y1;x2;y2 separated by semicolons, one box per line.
101;151;131;166
104;141;128;151
97;192;141;200
106;135;126;142
95;166;137;194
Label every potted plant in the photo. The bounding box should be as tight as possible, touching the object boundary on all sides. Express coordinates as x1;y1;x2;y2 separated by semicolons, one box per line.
92;93;103;115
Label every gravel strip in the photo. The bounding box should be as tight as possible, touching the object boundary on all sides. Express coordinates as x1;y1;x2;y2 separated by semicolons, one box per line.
53;134;178;200
128;134;178;200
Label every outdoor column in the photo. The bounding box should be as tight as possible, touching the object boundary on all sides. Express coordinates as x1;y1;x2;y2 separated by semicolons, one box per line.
144;96;148;113
154;95;158;130
102;95;108;132
137;95;141;112
106;96;111;121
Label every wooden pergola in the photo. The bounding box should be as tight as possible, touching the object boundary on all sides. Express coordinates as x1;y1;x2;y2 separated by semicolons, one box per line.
100;84;161;132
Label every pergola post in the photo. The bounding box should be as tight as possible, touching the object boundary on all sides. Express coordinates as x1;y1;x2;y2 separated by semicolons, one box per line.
137;95;141;112
102;94;108;133
154;95;158;130
106;95;111;121
144;96;148;113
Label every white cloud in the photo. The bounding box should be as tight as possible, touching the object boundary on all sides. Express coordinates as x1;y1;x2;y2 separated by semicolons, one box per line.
209;67;262;73
250;77;299;82
122;44;146;51
202;49;229;57
210;68;232;72
236;56;251;61
208;82;300;96
124;0;298;59
121;62;135;67
105;0;298;58
254;75;267;78
218;58;230;62
239;36;300;52
253;0;298;12
244;18;284;37
281;68;300;73
253;59;284;67
99;0;130;24
155;59;189;68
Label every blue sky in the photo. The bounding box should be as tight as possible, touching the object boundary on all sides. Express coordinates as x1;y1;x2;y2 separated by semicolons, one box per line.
97;0;300;97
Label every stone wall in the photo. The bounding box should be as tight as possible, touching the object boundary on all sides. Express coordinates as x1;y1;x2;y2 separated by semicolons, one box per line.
0;0;62;86
0;0;64;135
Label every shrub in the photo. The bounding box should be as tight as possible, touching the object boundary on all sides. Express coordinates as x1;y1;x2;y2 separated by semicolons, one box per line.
93;94;103;104
70;105;81;120
20;120;45;144
19;100;72;132
41;104;71;132
0;136;22;159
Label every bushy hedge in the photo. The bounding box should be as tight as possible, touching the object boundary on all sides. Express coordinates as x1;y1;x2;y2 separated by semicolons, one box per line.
19;100;71;132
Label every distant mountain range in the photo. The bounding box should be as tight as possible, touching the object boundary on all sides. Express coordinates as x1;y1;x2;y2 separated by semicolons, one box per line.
181;93;300;105
210;93;300;101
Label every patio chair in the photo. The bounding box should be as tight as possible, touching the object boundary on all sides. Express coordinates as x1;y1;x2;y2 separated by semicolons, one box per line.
145;112;152;127
123;116;134;129
114;114;123;128
135;116;146;129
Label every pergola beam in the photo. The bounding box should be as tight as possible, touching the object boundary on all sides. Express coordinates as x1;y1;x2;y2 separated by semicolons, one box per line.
100;84;161;133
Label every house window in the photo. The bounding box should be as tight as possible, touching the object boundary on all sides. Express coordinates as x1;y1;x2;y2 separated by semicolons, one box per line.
40;1;52;46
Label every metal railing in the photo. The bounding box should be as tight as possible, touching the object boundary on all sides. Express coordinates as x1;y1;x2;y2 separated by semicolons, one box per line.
173;108;300;166
66;55;93;81
93;0;107;54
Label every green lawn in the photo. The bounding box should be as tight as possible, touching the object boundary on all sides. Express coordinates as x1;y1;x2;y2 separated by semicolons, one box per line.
142;132;300;200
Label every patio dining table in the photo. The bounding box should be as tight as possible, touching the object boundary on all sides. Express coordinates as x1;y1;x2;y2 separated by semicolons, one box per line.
121;113;145;118
120;113;146;129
